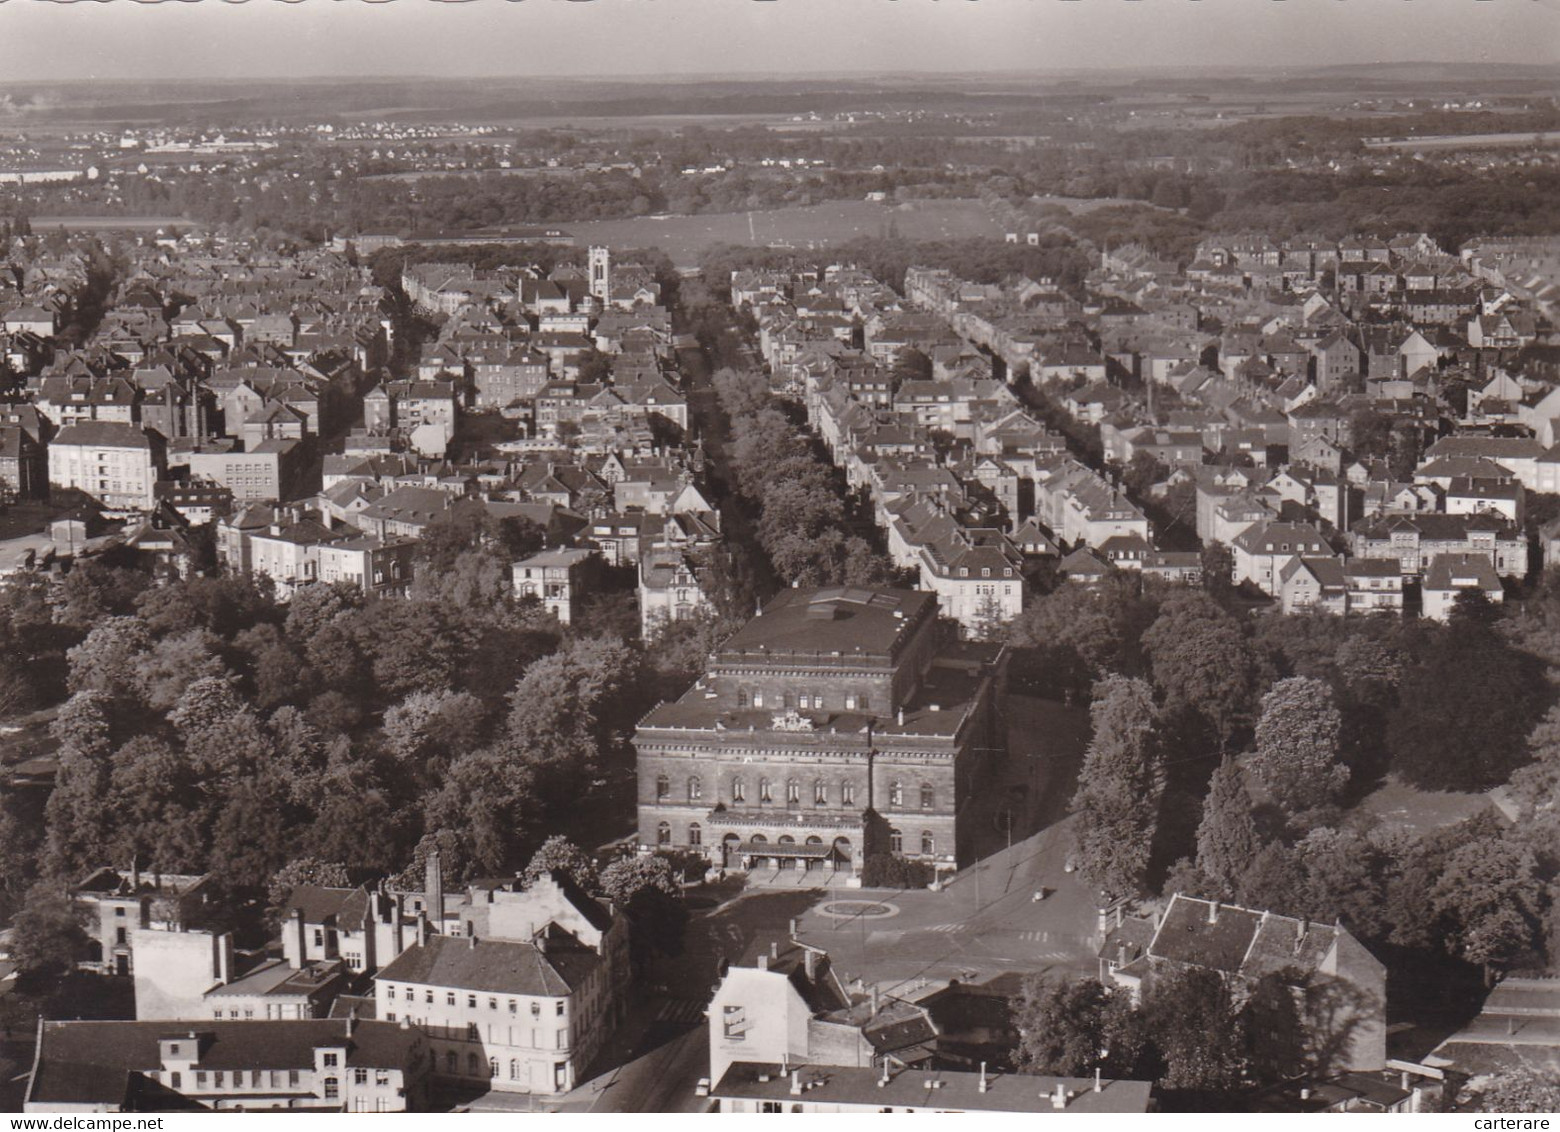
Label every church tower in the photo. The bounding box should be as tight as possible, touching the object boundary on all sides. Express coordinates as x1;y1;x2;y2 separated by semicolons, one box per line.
588;245;611;306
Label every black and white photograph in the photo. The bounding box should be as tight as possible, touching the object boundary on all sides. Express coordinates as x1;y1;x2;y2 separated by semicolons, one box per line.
0;0;1557;1118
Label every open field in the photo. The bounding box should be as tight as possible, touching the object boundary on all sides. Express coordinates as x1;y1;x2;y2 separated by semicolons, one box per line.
30;215;203;231
1357;776;1498;835
565;198;1004;266
1365;130;1560;150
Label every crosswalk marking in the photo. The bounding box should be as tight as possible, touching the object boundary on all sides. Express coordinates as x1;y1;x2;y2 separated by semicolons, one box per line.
923;923;968;934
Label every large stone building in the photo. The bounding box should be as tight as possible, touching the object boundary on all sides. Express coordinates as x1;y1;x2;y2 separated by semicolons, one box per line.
632;586;1007;879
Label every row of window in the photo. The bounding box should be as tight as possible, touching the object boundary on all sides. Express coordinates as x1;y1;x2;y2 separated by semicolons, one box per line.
435;1052;569;1090
175;1068;318;1091
735;690;871;711
385;986;564;1016
658;824;934;855
655;775;934;810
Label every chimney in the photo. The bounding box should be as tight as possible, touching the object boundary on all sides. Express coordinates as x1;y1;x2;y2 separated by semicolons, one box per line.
289;908;307;970
897;708;904;726
757;954;769;971
1051;1083;1067;1110
1299;1087;1311;1101
803;948;818;982
870;985;880;1015
130;855;141;893
1094;1067;1102;1093
362;895;379;972
216;933;234;986
425;850;445;929
978;1063;988;1094
770;941;779;960
1208;900;1220;925
790;1070;802;1096
415;911;429;947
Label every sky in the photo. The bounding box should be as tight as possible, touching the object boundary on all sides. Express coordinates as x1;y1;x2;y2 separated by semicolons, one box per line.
0;0;1557;83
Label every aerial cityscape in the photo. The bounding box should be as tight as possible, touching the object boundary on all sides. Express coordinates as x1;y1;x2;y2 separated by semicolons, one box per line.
0;0;1558;1118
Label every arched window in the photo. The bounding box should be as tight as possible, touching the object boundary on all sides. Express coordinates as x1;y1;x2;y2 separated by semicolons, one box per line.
920;782;934;810
779;834;796;846
510;1059;520;1081
467;1053;480;1076
814;779;827;805
489;1058;499;1079
655;774;669;801
759;778;772;803
738;689;750;708
688;775;702;802
732;776;746;802
786;779;800;804
323;1077;339;1101
657;821;672;846
688;822;702;846
889;828;903;854
921;831;935;856
751;833;768;845
841;780;856;806
889;781;903;808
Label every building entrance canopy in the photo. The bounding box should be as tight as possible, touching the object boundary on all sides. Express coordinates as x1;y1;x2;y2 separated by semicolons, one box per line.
739;841;834;859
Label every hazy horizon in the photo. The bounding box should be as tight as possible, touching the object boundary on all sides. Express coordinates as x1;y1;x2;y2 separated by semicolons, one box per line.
1;0;1557;85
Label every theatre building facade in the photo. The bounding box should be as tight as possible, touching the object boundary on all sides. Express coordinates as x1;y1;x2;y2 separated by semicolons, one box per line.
632;586;1007;878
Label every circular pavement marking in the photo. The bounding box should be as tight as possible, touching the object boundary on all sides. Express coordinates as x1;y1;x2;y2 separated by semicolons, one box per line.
817;900;901;921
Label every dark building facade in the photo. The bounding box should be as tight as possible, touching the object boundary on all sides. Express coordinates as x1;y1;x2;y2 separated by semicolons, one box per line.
632;586;1006;879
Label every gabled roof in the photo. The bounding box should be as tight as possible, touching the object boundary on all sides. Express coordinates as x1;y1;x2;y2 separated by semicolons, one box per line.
375;930;596;996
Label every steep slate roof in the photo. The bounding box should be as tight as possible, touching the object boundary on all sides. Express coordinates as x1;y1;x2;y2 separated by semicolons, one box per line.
53;421;154;449
374;930;596;996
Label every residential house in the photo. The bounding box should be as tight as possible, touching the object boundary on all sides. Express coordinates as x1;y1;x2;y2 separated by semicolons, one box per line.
1232;521;1330;594
1278;556;1348;616
916;530;1025;635
1342;559;1404;612
638;548;714;638
511;547;601;625
1422;553;1504;622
